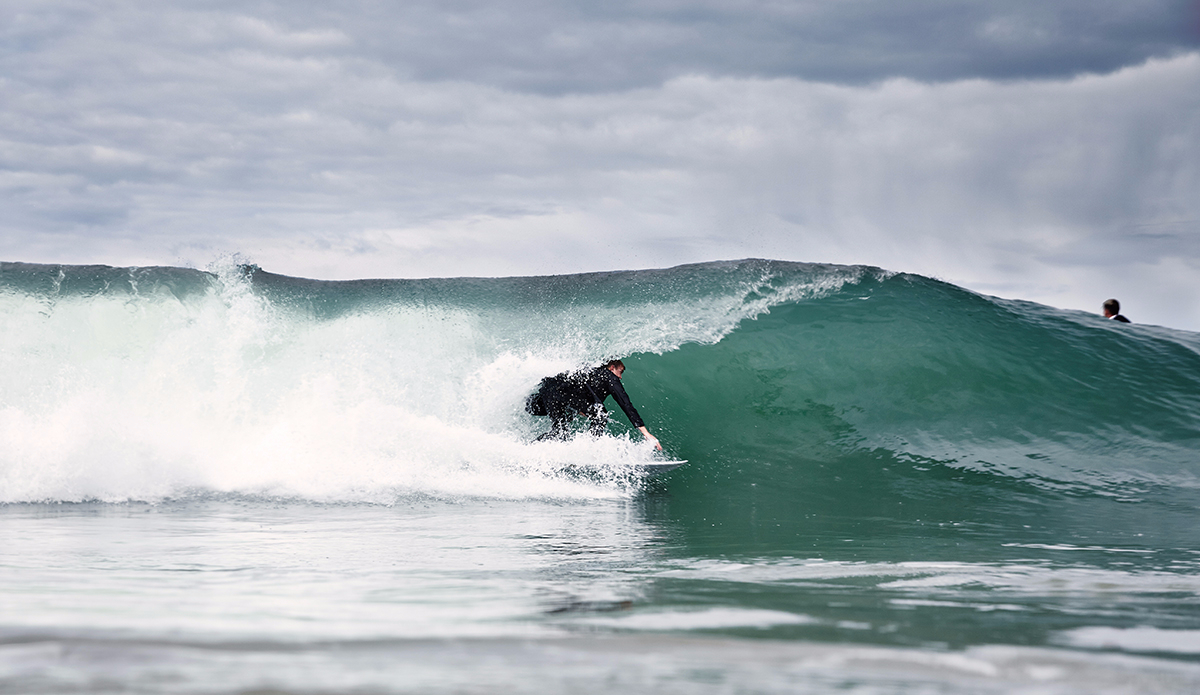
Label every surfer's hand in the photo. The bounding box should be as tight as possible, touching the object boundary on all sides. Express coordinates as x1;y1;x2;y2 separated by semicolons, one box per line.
638;427;662;450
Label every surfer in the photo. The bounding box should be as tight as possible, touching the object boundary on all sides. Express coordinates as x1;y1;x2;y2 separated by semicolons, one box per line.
527;359;662;450
1103;299;1131;323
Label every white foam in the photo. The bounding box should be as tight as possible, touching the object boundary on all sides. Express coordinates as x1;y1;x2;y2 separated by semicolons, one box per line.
1056;626;1200;655
577;607;818;631
658;557;1200;597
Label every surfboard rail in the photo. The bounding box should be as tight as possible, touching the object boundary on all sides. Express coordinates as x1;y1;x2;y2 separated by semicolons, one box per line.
637;460;687;474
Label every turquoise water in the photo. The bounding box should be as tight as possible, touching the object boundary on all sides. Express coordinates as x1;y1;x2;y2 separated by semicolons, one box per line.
2;259;1200;693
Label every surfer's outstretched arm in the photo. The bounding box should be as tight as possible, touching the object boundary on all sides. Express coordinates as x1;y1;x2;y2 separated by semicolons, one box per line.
596;360;662;451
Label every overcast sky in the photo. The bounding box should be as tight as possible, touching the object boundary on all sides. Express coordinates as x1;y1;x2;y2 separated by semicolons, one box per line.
3;0;1199;329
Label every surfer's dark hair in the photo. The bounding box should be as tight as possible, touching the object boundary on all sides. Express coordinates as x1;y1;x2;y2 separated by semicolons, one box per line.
606;359;625;371
1104;299;1120;315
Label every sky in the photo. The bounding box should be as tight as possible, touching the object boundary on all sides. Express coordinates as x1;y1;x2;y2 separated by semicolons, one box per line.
2;0;1199;329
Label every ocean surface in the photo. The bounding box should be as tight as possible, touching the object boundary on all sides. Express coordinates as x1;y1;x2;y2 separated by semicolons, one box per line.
2;258;1200;694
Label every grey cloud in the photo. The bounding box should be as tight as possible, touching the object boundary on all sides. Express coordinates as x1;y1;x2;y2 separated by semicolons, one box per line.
1042;221;1200;269
6;0;1198;97
166;0;1200;92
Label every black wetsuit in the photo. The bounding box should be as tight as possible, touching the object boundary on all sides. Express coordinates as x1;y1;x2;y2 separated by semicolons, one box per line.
528;366;645;440
1111;314;1131;323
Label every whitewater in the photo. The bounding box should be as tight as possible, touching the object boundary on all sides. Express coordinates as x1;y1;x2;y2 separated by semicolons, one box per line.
2;258;1200;694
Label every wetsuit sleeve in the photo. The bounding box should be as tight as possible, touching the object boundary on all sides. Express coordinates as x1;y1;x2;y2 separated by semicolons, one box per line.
602;371;645;429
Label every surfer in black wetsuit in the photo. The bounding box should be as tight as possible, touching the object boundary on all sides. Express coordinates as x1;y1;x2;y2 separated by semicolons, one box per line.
527;359;662;450
1103;298;1131;323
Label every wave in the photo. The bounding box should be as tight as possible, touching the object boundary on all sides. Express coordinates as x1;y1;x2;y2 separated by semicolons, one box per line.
2;259;1198;508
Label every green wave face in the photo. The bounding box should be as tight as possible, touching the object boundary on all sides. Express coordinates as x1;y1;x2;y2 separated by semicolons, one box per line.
626;271;1200;556
639;271;1200;475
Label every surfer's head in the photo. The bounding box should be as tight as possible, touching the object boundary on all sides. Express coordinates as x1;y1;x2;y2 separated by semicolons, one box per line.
605;359;625;378
1103;299;1120;317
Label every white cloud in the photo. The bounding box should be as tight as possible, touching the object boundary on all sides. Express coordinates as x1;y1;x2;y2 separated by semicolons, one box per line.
230;16;350;50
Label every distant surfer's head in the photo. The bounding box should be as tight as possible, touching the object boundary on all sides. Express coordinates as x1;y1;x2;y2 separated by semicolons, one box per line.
1103;299;1120;317
605;359;625;377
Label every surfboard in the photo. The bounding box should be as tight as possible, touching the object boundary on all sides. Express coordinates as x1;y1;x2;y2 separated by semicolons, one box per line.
635;460;688;475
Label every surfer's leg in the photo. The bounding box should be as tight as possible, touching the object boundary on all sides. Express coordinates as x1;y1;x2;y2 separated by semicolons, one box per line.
537;392;573;441
586;405;609;436
539;414;571;440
